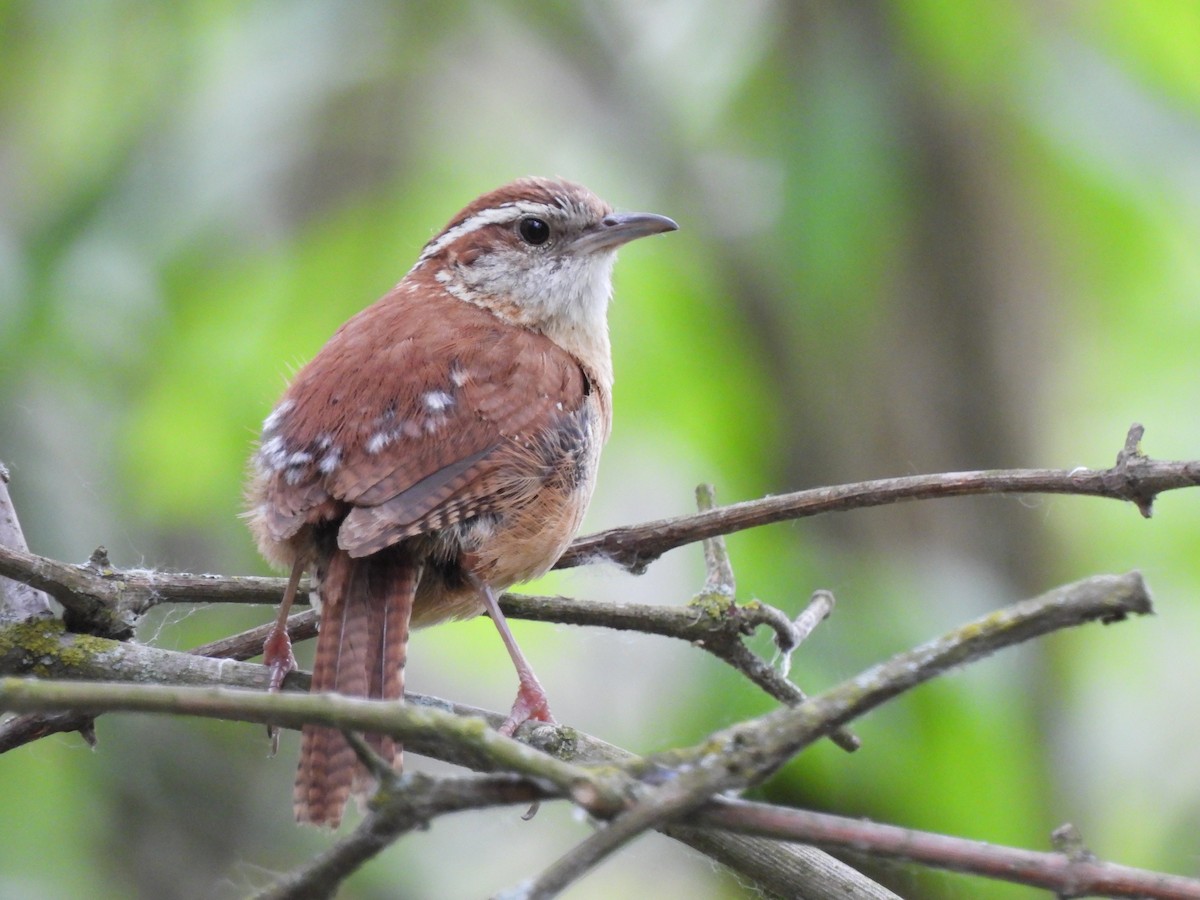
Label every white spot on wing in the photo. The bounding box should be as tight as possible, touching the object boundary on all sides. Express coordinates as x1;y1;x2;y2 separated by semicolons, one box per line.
258;436;288;471
318;447;342;473
262;399;294;436
424;390;454;411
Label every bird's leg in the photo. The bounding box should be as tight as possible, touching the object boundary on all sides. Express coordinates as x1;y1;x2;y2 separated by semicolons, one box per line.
263;559;304;753
476;579;555;735
265;559;305;690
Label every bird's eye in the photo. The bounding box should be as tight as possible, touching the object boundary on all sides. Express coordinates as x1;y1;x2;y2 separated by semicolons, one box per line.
518;217;551;245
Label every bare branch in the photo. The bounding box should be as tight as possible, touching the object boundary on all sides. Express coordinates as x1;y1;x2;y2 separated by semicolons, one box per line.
0;541;289;624
510;573;1152;896
256;774;554;900
506;571;1153;897
0;709;97;750
662;824;900;900
0;440;1182;898
513;767;722;900
498;589;862;751
1;431;1192;618
791;589;834;648
0;619;299;691
688;799;1200;899
671;573;1151;792
190;609;320;660
0;676;630;816
0;572;1156;899
0;464;53;623
1;573;1152;799
0;675;894;898
694;483;735;597
559;429;1200;572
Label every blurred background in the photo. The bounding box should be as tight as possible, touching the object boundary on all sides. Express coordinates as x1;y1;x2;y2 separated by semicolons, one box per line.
2;1;1199;897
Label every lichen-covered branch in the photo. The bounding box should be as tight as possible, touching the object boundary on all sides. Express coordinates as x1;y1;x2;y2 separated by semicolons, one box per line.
0;675;631;814
0;571;1164;900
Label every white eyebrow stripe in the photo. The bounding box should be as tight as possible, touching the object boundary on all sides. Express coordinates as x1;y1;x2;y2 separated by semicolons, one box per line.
409;201;561;270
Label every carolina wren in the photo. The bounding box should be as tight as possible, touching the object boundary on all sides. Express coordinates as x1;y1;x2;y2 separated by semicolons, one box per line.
245;177;677;827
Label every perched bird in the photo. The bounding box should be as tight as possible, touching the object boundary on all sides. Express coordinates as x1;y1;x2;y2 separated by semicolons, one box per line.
245;177;677;826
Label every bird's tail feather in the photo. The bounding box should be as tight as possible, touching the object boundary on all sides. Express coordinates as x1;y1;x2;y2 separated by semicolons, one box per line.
294;546;416;828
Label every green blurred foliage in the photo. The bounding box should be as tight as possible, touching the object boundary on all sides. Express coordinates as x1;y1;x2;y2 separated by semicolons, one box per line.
2;2;1199;898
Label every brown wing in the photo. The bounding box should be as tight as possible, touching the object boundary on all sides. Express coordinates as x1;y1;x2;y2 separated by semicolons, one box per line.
252;285;588;556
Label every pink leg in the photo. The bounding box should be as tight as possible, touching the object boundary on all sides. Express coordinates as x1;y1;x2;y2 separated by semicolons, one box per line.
477;580;555;736
263;560;304;754
264;559;304;692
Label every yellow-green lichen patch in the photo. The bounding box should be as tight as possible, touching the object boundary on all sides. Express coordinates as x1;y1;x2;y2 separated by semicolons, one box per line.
0;618;123;677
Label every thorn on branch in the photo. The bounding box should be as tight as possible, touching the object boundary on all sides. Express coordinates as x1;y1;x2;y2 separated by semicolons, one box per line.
1117;423;1145;465
1107;423;1156;519
791;590;835;646
0;710;97;752
1051;822;1096;864
774;590;836;679
85;547;113;574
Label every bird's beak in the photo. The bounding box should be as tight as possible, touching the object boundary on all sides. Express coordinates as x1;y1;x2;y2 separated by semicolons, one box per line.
572;212;679;254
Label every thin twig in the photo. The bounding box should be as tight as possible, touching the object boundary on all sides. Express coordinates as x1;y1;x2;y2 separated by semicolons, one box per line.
506;592;866;751
775;589;835;678
190;609;319;660
0;709;97;750
791;589;835;647
694;484;735;597
685;608;860;752
341;730;399;788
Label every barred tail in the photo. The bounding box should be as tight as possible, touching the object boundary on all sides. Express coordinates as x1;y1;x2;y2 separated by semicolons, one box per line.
293;546;417;827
